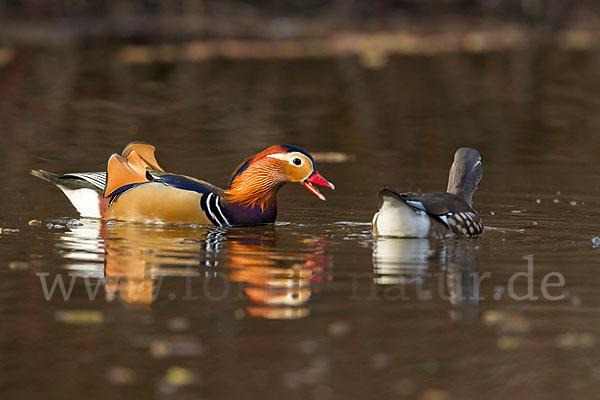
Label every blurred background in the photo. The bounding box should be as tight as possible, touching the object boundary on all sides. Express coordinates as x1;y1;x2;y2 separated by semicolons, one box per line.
1;0;600;45
3;2;600;400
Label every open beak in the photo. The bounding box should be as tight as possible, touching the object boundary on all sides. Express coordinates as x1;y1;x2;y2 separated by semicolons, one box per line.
303;171;335;201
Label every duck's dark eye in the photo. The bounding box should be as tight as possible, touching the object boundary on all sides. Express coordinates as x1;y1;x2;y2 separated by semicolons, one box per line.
293;158;302;166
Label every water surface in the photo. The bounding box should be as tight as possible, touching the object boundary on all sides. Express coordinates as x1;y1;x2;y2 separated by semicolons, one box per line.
2;49;600;399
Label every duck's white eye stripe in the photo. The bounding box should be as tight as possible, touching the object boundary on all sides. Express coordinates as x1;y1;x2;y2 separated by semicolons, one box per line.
266;153;288;160
267;152;307;166
267;152;303;159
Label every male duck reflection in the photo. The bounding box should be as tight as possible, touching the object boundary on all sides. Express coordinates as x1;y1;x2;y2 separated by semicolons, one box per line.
372;147;483;238
31;142;335;226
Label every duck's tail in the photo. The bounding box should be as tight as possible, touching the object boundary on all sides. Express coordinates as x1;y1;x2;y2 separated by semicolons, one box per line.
30;169;104;218
30;142;165;219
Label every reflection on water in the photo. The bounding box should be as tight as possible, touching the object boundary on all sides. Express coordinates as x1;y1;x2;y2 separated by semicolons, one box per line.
373;237;479;318
226;233;329;319
56;219;329;318
5;50;600;399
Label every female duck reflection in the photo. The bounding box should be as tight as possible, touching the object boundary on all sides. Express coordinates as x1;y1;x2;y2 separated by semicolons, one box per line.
372;237;480;319
55;220;330;318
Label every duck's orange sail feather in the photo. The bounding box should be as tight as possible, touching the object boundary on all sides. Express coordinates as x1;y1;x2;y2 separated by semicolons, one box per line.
121;142;164;172
103;151;152;198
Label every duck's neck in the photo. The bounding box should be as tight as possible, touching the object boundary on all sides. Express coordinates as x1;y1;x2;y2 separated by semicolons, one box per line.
225;160;285;212
447;167;475;206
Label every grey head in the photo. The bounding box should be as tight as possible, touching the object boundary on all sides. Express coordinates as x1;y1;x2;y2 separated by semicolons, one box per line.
446;147;482;206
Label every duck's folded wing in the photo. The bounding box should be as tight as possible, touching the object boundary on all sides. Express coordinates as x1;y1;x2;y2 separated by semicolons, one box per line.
105;168;231;226
380;188;483;236
147;171;224;195
147;172;231;226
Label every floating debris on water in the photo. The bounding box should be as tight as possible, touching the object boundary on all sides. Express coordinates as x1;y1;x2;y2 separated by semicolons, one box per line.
369;352;391;370
497;335;521;350
311;152;355;163
483;310;503;325
553;199;560;204
298;340;318;355
164;366;195;387
106;220;117;226
536;199;541;204
482;311;530;334
150;341;171;358
0;227;19;234
106;366;137;384
555;332;595;349
490;211;495;215
28;219;42;226
234;308;245;320
0;47;15;66
150;338;205;358
54;310;104;324
570;201;577;206
592;237;600;247
66;219;83;227
46;223;65;229
327;321;351;338
419;388;449;400
570;295;582;306
8;261;30;271
556;191;561;196
167;317;191;332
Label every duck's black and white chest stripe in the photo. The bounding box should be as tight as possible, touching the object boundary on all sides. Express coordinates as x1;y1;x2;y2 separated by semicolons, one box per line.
200;193;231;227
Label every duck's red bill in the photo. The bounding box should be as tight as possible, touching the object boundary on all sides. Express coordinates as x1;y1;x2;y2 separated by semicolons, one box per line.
303;171;335;201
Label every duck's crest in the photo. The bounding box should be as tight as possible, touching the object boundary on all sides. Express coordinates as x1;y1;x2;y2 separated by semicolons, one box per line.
229;158;251;187
228;145;297;188
227;144;316;188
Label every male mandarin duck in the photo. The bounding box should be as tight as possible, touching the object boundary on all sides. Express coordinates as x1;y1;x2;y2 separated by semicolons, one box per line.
371;147;483;238
31;142;335;226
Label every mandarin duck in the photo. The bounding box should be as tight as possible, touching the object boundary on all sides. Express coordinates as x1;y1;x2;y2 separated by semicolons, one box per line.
371;147;483;238
31;142;335;226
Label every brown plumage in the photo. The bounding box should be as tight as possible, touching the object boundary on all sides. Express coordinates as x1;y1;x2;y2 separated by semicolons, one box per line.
372;147;483;238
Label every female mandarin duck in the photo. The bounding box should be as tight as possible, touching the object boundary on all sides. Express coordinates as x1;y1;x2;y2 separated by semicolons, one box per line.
31;142;335;226
372;147;483;238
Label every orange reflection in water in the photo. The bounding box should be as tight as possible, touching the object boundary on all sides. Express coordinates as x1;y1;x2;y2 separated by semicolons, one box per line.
56;220;330;318
225;233;329;319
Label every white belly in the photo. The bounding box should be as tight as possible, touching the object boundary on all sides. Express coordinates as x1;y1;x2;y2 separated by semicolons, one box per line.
58;186;102;219
372;196;430;238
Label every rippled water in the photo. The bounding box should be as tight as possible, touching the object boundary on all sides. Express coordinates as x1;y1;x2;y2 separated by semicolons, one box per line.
2;49;600;398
